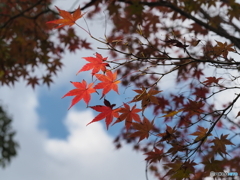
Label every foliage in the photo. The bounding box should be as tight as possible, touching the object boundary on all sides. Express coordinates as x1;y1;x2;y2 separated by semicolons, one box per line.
0;0;91;88
0;106;18;168
43;0;240;179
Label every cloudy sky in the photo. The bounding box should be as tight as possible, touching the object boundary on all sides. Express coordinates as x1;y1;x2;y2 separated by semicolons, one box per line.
0;79;151;180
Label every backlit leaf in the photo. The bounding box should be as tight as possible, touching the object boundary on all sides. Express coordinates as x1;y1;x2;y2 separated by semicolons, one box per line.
47;6;85;28
77;53;109;75
113;103;142;130
94;71;120;98
62;80;96;109
88;99;120;129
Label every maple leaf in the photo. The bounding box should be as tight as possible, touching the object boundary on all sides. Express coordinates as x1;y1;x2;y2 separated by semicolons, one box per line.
145;147;164;164
130;117;154;142
183;99;204;116
27;76;39;89
214;40;235;58
193;87;209;99
42;74;53;87
77;53;109;75
157;125;177;142
88;99;120;129
202;157;223;172
62;80;96;109
190;126;211;142
203;77;222;86
132;87;162;110
94;71;120;98
47;6;85;28
192;68;204;79
161;109;183;118
211;134;235;158
167;143;186;156
164;160;197;180
113;103;142;130
80;39;92;50
172;94;184;107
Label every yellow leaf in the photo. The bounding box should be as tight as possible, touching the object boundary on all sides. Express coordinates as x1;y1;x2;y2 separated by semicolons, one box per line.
161;109;183;118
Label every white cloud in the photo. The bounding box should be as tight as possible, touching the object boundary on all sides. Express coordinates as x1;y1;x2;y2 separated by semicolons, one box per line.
0;81;150;180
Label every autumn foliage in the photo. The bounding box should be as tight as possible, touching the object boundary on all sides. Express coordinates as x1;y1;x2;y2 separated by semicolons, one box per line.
0;0;91;88
47;0;240;179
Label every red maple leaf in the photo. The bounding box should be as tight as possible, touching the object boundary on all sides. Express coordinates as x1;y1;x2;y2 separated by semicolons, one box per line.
193;69;204;79
203;77;222;86
88;99;120;129
27;76;39;89
145;147;164;164
193;87;209;99
47;6;85;28
94;71;120;98
183;99;204;116
77;53;109;75
62;80;96;109
113;103;142;130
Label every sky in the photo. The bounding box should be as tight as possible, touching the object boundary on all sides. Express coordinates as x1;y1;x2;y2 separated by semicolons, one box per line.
0;0;239;180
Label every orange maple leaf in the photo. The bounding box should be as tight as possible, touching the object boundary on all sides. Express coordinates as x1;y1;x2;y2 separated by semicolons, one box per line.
190;126;211;142
215;40;235;58
47;6;85;28
113;103;142;130
94;71;120;98
77;53;110;75
88;99;120;129
62;80;96;109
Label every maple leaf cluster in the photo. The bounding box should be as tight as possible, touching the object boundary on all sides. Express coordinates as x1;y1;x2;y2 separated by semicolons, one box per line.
48;4;239;180
47;9;161;133
61;52;156;133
